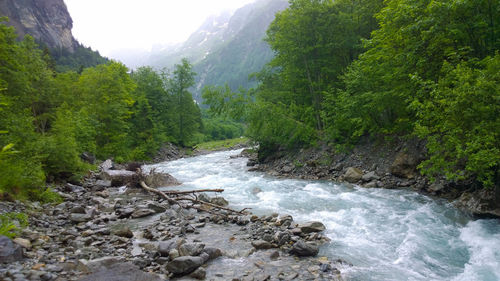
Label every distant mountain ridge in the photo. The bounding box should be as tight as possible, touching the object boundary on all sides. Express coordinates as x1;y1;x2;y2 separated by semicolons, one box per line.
147;0;289;100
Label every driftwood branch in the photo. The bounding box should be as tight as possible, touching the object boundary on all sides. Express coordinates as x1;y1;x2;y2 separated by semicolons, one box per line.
164;189;224;195
139;180;248;216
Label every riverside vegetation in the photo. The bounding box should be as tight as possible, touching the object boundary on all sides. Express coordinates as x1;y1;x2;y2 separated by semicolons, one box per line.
203;0;499;191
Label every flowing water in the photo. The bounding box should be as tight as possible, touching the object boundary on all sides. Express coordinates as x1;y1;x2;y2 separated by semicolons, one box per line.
145;149;500;281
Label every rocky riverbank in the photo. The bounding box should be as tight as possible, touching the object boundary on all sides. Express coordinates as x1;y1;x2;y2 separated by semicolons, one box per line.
244;138;500;218
0;162;342;281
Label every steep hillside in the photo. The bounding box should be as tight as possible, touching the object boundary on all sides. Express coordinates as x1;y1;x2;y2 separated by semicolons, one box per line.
148;0;288;100
0;0;107;72
0;0;78;51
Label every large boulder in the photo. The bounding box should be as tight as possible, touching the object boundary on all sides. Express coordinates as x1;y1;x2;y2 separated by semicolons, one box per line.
77;262;162;281
130;208;155;219
390;152;419;179
344;167;363;183
0;236;23;263
178;243;205;257
166;256;205;276
144;170;180;188
455;187;500;217
298;221;326;234
100;170;138;187
289;240;319;257
210;197;229;207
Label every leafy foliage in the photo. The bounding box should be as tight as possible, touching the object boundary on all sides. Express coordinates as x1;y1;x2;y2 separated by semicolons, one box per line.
0;212;28;238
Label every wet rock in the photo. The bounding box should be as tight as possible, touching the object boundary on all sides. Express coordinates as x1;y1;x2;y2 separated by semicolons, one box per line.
146;202;166;213
144;170;180;188
251;240;273;250
131;209;155;219
69;213;92;223
158;240;177;257
116;208;134;219
197;193;210;203
390;152;418;179
202;247;222;261
344;167;363;183
166;256;205;276
100;170;137;187
169;249;180;260
455;188;500;217
190;267;206;280
276;214;293;227
365;181;378;188
95;180;112;188
289;240;319;257
113;227;133;238
77;256;126;273
270;250;280;260
362;171;380;182
251;187;262;195
100;159;114;171
77;262;162;281
178;243;205;257
0;236;23;263
298;221;326;234
274;231;291;246
210;197;229;207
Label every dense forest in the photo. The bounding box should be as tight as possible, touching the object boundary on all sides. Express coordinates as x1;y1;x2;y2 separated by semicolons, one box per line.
203;0;499;188
0;18;242;200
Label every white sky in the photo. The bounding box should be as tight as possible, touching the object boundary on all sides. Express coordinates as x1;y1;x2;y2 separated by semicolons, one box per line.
64;0;255;56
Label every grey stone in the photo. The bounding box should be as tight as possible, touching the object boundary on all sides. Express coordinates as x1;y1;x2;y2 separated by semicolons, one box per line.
362;171;380;182
131;209;155;219
178;243;205;257
69;213;92;223
298;221;326;234
251;240;273;250
77;262;162;281
158;240;177;256
166;256;204;276
146;202;166;213
289;240;319;257
13;238;31;250
113;227;133;238
202;247;222;261
344;167;363;183
210;197;229;207
0;236;23;263
189;267;206;280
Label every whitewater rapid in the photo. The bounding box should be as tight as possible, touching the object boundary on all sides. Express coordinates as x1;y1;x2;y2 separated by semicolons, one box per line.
144;149;500;281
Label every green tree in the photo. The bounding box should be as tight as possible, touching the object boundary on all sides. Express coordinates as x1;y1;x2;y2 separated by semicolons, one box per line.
169;59;201;146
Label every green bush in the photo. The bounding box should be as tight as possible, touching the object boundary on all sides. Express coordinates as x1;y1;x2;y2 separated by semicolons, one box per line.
0;212;28;238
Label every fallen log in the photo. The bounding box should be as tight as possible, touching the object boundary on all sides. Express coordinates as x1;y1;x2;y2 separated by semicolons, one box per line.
164;189;224;195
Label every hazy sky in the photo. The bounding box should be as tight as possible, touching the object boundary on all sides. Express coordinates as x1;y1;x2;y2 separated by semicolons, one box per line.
64;0;255;56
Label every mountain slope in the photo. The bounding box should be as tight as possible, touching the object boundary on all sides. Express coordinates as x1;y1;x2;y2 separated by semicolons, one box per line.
0;0;107;72
148;0;288;100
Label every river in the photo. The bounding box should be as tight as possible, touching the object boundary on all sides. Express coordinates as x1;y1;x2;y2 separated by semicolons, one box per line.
145;149;500;281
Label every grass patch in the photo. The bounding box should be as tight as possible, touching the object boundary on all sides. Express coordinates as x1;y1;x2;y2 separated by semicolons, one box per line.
195;137;249;151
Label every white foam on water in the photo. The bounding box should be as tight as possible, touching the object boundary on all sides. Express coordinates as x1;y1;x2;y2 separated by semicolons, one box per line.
144;149;500;281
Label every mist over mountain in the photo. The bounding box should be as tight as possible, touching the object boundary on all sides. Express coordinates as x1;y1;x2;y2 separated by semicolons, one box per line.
145;0;289;100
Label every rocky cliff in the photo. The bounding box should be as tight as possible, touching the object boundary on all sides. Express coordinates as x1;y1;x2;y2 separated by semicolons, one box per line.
0;0;78;52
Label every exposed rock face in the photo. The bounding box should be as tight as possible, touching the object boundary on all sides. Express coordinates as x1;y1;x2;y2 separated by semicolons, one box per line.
0;0;78;51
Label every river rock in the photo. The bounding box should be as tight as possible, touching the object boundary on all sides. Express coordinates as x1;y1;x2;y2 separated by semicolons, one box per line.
298;221;326;234
131;208;155;218
13;238;31;249
390;152;418;179
69;213;92;223
251;240;274;250
144;170;180;188
362;171;380;182
0;236;23;263
210;197;229;207
344;167;363;183
77;256;126;273
202;247;222;260
100;170;138;187
100;159;114;171
178;243;205;257
113;226;133;238
455;188;500;217
158;240;177;257
197;193;210;203
166;256;205;276
289;240;319;257
189;267;206;280
77;262;162;281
